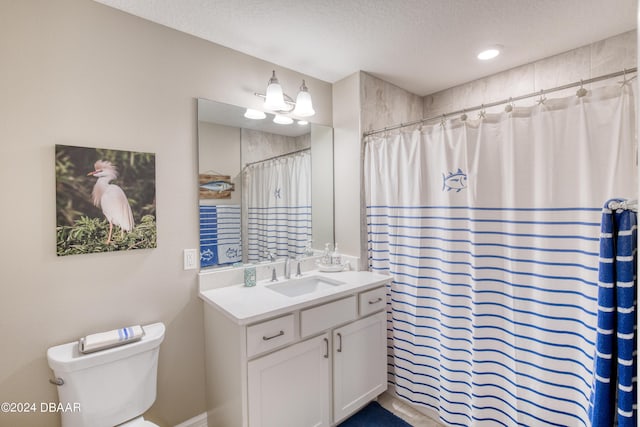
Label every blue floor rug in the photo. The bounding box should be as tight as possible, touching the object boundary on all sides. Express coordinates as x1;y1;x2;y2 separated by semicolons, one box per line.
338;401;412;427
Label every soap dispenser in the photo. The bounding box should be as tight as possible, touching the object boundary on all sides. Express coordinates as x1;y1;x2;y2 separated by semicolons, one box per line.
304;239;314;257
331;243;342;265
322;243;331;265
244;263;256;287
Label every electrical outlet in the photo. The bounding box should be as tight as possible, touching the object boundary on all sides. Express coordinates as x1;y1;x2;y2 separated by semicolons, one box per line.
183;249;198;270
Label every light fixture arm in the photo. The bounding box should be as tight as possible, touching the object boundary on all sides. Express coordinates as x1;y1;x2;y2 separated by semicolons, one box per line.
253;91;296;110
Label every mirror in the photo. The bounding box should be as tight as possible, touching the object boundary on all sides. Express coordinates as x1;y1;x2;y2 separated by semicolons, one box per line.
197;98;334;269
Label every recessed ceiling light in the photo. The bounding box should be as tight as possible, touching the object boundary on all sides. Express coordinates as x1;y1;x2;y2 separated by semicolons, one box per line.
244;108;266;120
477;46;501;61
273;114;293;125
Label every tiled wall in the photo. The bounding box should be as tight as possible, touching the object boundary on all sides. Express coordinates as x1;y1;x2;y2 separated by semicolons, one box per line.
360;71;424;134
241;129;311;166
424;30;636;118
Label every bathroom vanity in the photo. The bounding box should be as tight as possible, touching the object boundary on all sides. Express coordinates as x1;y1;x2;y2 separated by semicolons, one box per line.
199;269;389;427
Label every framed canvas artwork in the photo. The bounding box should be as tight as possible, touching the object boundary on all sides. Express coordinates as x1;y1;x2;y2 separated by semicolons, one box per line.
55;144;157;256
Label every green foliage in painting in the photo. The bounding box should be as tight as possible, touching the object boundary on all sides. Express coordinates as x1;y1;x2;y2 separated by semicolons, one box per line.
56;215;157;256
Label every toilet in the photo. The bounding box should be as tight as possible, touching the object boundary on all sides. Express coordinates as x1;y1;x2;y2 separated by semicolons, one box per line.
47;322;165;427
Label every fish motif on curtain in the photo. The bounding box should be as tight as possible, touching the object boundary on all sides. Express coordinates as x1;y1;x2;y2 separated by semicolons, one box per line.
442;168;468;192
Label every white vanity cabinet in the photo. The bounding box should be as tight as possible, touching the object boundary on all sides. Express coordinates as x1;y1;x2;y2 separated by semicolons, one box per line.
332;311;387;423
201;275;389;427
247;333;331;427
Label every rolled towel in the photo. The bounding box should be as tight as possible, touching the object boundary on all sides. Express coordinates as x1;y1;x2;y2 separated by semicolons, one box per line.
79;325;145;354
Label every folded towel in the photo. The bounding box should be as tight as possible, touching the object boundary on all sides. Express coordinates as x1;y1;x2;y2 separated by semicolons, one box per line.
79;325;145;354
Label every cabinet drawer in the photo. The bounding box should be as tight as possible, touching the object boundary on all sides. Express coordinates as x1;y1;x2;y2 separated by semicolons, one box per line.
359;286;386;316
300;296;357;338
247;314;295;358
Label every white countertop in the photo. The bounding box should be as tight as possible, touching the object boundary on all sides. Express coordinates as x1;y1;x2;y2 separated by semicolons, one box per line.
199;270;390;325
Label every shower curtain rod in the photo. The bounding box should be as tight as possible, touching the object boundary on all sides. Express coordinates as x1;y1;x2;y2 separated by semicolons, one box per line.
242;147;310;169
363;67;637;138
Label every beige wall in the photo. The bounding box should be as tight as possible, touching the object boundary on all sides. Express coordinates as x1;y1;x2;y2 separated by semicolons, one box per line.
332;73;362;265
199;122;242;206
0;1;331;426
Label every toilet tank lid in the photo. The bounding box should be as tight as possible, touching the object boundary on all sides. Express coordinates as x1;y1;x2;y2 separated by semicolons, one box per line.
47;322;165;373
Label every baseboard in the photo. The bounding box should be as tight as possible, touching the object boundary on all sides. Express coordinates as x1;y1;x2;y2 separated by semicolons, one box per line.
174;412;208;427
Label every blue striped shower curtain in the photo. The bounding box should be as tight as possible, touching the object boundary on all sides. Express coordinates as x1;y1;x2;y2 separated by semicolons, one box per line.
590;200;637;426
244;151;312;262
365;83;636;426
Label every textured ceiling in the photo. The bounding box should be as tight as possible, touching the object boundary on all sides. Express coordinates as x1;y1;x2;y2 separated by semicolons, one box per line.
94;0;637;96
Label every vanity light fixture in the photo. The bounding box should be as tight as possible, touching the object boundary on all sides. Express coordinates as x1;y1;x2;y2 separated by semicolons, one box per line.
292;80;315;117
273;114;294;125
297;120;309;125
256;70;315;117
477;45;502;60
244;108;267;120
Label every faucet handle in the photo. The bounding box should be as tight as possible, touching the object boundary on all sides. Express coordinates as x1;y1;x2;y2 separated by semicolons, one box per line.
271;265;278;282
263;250;277;262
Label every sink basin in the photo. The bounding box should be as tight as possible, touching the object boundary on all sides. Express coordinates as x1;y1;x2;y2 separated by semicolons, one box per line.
266;275;345;297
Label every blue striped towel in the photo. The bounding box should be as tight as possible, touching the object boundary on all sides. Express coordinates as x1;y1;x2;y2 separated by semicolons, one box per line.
590;199;637;426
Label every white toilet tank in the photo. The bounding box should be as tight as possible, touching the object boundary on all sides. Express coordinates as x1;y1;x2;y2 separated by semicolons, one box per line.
47;322;165;427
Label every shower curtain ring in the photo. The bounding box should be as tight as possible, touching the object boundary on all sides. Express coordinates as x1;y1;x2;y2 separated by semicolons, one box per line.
478;105;486;119
576;80;587;97
460;110;467;122
504;97;514;113
440;114;446;127
537;90;547;105
620;68;629;87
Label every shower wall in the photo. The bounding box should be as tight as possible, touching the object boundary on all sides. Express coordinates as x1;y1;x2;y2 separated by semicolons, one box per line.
333;30;637;266
360;72;424;133
355;29;637;265
424;30;636;117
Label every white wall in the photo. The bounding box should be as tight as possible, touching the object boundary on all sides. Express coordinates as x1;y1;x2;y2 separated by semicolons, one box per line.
0;1;331;426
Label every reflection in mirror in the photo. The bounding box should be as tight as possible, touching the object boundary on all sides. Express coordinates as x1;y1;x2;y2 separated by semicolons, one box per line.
197;98;334;269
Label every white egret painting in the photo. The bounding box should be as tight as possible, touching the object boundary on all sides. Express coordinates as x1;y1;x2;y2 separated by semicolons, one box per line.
55;145;157;256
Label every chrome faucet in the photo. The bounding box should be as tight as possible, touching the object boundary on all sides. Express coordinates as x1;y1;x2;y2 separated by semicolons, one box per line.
265;251;278;281
284;257;291;280
295;259;302;277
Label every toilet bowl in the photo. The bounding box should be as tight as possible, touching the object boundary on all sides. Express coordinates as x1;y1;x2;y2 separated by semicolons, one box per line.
47;322;165;427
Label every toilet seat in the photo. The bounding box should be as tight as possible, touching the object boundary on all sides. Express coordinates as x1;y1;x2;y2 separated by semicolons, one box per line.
117;416;159;427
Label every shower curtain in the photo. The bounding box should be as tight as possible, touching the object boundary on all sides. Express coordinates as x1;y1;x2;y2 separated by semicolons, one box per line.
365;83;636;426
244;150;311;262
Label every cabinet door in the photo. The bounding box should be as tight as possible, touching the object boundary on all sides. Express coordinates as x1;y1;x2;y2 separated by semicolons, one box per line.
333;311;387;423
248;333;331;427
